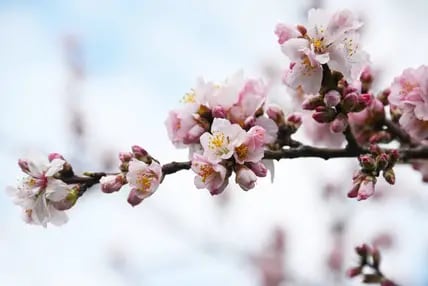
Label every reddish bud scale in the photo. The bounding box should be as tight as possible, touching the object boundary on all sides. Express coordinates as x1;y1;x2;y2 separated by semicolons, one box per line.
346;267;362;278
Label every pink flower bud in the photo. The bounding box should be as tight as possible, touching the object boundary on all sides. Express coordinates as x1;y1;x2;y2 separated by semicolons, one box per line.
132;145;148;158
355;244;371;257
286;113;302;128
52;186;79;211
359;154;376;171
357;93;372;108
342;92;358;112
212;106;227;118
18;159;30;173
381;279;397;286
266;104;284;123
330;114;348;133
376;153;389;170
347;183;360;198
100;175;125;193
383;168;395;185
346;267;362;278
296;25;307;36
324;90;341;107
360;66;373;84
312;107;336;123
127;189;144;207
302;95;323;110
48;153;65;162
357;178;376;201
248;162;268;177
235;166;257;191
119;152;133;163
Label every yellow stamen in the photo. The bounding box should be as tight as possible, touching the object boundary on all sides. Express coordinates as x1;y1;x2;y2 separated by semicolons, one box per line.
235;144;248;161
199;164;214;183
181;89;196;103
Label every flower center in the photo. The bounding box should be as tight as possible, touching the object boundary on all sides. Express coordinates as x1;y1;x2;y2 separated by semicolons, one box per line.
208;132;231;156
235;144;248;160
199;164;214;183
181;90;196;103
136;172;156;191
312;38;325;53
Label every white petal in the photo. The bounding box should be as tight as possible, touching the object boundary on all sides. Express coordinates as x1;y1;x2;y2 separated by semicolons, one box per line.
281;38;309;61
45;179;69;202
45;159;65;177
48;206;68;226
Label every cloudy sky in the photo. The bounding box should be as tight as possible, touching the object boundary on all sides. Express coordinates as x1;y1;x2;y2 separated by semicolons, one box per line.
1;1;428;285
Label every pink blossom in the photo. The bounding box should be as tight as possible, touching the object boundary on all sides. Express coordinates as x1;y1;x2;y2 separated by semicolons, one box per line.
234;125;266;164
200;118;246;162
7;156;71;227
389;66;428;140
191;153;228;195
228;79;267;125
126;159;162;202
278;9;368;94
274;23;298;44
255;117;278;144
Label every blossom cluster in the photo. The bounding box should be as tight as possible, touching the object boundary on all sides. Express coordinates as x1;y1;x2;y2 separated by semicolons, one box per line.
165;71;281;194
6;154;78;227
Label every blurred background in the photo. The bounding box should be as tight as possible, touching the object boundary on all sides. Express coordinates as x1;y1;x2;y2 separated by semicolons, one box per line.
1;0;428;285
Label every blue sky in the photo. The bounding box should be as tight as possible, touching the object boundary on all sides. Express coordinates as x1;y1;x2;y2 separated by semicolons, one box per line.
2;1;428;285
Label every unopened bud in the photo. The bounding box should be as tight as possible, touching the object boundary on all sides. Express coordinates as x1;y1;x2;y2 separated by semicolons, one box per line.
247;162;268;177
324;90;341;107
302;95;323;110
342;92;359;112
369;131;391;144
330;114;348;133
383;168;395;185
369;144;382;155
286;112;302;129
235;166;257;191
312;106;336;123
353;93;372;112
119;152;133;163
346;267;362;278
355;244;371;257
376;153;389;170
378;89;390;105
347;182;360;198
18;159;30;174
52;186;79;211
212;106;227;118
296;24;307;36
389;149;400;164
266;104;285;124
48;153;65;162
100;175;125;193
132;145;150;163
359;154;376;171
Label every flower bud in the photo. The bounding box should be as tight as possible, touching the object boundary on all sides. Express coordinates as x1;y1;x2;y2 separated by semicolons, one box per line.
286;113;302;129
352;93;372;112
381;279;397;286
302;95;323;110
324;90;341;107
360;66;373;84
212;106;227;118
357;178;376;201
342;92;359;112
52;186;79;211
296;25;307;36
383;168;395;185
346;267;362;278
247;162;268;177
355;244;371;257
312;106;336;123
235;166;257;191
18;159;30;173
119;152;133;163
127;189;143;207
376;153;389;170
369;144;382;155
100;175;125;193
347;182;360;198
266;104;285;124
48;153;65;162
359;154;376;171
132;145;151;163
389;149;400;164
369;131;391;144
330;114;348;133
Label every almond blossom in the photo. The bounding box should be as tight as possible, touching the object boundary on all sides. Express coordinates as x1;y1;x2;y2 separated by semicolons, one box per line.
191;153;228;195
200;118;247;162
234;125;266;164
278;9;368;94
126;159;162;204
6;157;72;227
388;65;428;141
